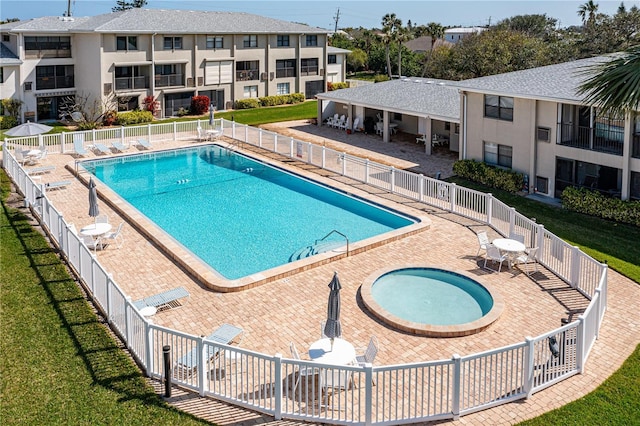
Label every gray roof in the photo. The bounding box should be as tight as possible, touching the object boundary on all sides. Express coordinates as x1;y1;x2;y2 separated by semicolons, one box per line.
455;55;614;103
0;9;328;35
317;78;462;122
0;43;21;65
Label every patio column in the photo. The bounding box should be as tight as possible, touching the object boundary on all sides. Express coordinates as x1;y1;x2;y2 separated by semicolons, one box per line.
424;118;433;155
382;111;390;143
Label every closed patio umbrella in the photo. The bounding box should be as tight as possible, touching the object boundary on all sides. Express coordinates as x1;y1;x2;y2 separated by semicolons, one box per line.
5;121;53;137
323;271;342;350
209;104;215;126
88;177;99;223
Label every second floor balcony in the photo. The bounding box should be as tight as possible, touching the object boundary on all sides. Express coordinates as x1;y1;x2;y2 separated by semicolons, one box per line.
557;122;624;156
155;74;184;87
36;75;74;90
115;76;149;91
236;71;258;81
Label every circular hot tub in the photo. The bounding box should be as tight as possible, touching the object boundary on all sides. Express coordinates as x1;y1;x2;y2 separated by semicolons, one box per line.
361;266;503;337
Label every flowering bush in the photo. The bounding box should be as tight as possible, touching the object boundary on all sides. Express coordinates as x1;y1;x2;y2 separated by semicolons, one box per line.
190;95;210;115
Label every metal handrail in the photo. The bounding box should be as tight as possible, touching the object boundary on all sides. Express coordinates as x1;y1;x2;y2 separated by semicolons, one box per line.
317;229;349;256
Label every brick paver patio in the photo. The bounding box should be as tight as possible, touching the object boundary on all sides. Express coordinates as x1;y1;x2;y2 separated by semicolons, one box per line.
11;121;639;425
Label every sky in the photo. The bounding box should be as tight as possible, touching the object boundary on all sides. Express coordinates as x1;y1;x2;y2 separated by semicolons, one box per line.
1;0;637;30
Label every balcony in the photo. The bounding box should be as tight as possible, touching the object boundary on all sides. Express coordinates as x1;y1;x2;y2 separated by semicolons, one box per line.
275;69;295;78
557;122;624;156
236;71;258;81
300;65;318;76
115;76;149;91
155;74;184;87
25;49;72;59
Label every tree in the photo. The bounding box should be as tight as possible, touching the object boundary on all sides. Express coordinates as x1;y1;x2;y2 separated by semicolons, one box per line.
577;45;640;117
578;0;599;25
381;13;400;78
346;48;367;72
395;25;412;77
495;14;558;40
112;0;147;12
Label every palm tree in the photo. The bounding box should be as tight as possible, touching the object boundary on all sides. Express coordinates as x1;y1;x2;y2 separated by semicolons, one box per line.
395;25;412;78
425;22;445;50
578;0;599;25
382;13;400;78
577;45;640;116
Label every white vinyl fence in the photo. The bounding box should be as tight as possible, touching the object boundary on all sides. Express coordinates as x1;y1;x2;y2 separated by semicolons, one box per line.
3;119;608;425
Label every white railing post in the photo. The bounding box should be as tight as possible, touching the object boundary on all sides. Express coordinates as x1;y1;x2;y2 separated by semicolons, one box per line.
390;167;395;193
536;224;545;260
364;364;373;426
106;273;113;323
258;128;263;147
365;159;370;184
91;129;96;145
274;133;278;152
509;207;516;236
570;246;581;289
594;288;602;338
245;124;249;143
452;354;461;420
449;183;457;213
60;133;66;153
121;126;125;145
524;337;535;398
232;121;236;139
125;299;133;351
307;141;312;163
321;146;326;169
145;317;154;373
576;317;585;374
173;121;177;141
147;123;152;141
290;137;294;157
418;174;424;202
342;152;347;175
486;193;493;226
273;353;283;420
197;336;206;396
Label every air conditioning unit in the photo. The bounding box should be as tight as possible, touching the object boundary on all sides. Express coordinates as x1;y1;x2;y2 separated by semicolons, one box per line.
103;83;112;95
187;77;195;87
270;72;274;81
260;72;268;81
319;68;324;76
537;126;551;142
24;82;33;91
197;77;204;86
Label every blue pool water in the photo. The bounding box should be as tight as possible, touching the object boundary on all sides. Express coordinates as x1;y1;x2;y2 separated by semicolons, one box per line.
82;146;415;279
371;268;494;325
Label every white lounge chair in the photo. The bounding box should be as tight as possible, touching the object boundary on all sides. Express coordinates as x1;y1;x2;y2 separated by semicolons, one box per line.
111;141;129;152
45;180;71;191
136;139;151;149
102;222;124;248
93;143;111;155
133;286;190;310
327;113;339;128
483;244;508;272
73;134;88;157
27;165;55;175
175;323;244;376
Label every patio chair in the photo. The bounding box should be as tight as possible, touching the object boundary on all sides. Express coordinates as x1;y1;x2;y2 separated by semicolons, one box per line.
73;134;88;157
516;247;539;276
290;342;320;395
45;180;71;191
476;231;490;258
111;141;129;152
355;336;379;367
136;139;151;149
93;143;111;155
339;116;351;131
132;286;190;311
509;232;525;244
102;222;125;248
352;117;360;132
328;113;339;128
81;234;105;251
96;214;109;225
483;244;508;272
26;165;55;175
175;323;244;376
375;122;383;136
15;150;34;166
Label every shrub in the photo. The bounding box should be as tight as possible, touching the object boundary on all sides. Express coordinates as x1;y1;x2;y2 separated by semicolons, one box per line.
76;121;101;130
0;115;18;130
142;96;159;116
235;98;261;109
373;74;390;82
190;95;210;115
289;93;305;103
102;110;117;126
115;110;154;125
561;186;640;227
328;82;349;91
453;159;524;193
259;95;287;107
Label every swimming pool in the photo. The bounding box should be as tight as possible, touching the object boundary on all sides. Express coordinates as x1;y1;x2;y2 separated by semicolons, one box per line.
361;267;503;336
82;145;417;280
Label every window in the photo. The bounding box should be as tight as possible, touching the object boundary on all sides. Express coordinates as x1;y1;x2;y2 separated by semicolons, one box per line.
116;36;137;51
277;82;290;95
328;54;337;64
206;36;223;49
243;35;257;48
0;67;3;84
154;64;184;87
35;65;74;90
455;123;460;134
633;114;640;159
393;112;402;120
300;58;318;76
537;126;551;142
25;36;71;51
535;176;549;194
2;35;9;42
114;66;148;90
631;171;640;200
305;35;318;46
164;37;183;50
276;59;296;78
236;61;259;81
483;141;512;168
243;85;258;98
277;35;290;47
484;95;513;121
117;95;139;112
24;81;32;91
204;60;233;85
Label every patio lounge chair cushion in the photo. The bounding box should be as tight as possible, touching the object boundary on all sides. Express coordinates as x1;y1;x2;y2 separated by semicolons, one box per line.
133;286;190;310
45;180;71;190
111;141;129;152
176;323;244;372
93;143;111;155
136;139;151;149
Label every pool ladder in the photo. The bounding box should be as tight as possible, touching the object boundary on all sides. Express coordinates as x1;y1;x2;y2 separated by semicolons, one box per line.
317;229;349;257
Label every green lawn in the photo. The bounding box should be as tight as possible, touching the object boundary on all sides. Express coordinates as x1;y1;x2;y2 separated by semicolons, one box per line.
0;171;212;425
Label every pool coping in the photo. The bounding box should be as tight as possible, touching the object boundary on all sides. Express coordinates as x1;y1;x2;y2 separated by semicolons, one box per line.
68;142;432;292
360;265;504;337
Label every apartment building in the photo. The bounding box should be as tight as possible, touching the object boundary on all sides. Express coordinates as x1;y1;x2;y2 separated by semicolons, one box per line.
456;56;640;201
0;8;342;120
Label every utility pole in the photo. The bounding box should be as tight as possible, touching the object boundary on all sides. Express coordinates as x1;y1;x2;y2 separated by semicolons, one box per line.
333;8;340;33
64;0;72;17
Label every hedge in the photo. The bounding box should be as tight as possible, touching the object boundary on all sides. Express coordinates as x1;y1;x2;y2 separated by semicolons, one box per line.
453;159;524;193
115;110;154;125
0;116;18;130
561;186;640;227
236;93;305;109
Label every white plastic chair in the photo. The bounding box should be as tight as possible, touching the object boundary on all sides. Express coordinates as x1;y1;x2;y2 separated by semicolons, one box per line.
102;222;125;248
509;232;525;244
476;231;490;258
516;247;539;276
96;214;109;225
355;336;379;367
352;117;360;132
81;234;104;251
484;244;508;272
